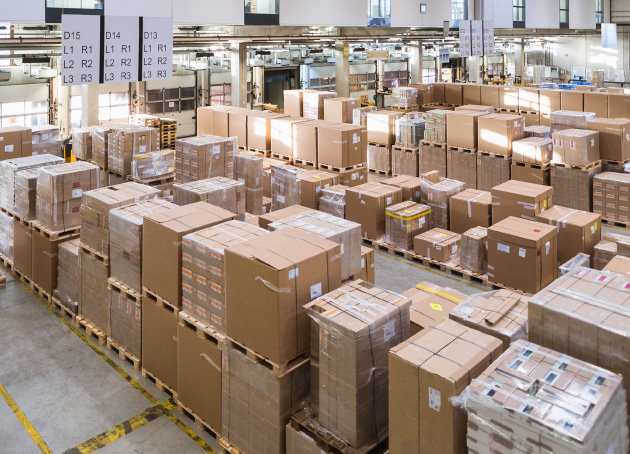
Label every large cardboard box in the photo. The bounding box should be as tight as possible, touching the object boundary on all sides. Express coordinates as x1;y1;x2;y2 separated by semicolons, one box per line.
462;85;481;105
306;281;411;448
487;217;557;294
475;153;510;192
380;174;432;203
32;228;79;295
603;255;630;274
402;282;467;336
196;106;245;137
284;89;317;117
414;228;461;262
608;93;630;119
366;111;403;145
53;238;81;314
177;315;223;434
143;202;237;306
337;166;368;188
351;245;375;284
586;118;630;162
259;205;314;230
421;178;465;230
539;89;562;125
225;228;341;366
551;164;601;212
420;142;447;176
175;135;236;184
449;189;491;234
491;180;553;223
511;162;550;185
173;177;245;218
535;206;601;267
345;183;403;240
584;92;609;118
512;137;553;165
560;90;584;111
303;91;336;120
13;219;32;276
519;88;540;112
228;110;256;147
389;319;502;454
262;157;287;198
108;284;141;359
385;201;431;251
234;151;264;215
317;124;367;168
446;111;487;149
499;87;519;110
445;83;463;106
551;129;600;166
477;114;525;155
142;294;179;392
80;249;109;329
0;126;32;159
292;120;328;164
286;423;325;454
323;97;359;124
479;85;500;109
447;149;477;190
247;113;290;152
424;109;449;144
269;117;308;159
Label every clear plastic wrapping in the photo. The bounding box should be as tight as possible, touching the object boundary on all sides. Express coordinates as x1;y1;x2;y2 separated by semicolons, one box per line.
235;151;263;215
352;106;377;127
460;226;488;274
108;286;141;358
221;343;310;454
550;110;596;129
36;162;100;232
512;137;553;165
181;221;268;333
107;125;158;176
420;177;465;229
449;288;528;349
173;177;245;218
53;238;81;314
131;149;175;180
14;169;38;220
270;165;305;211
0;210;14;262
413;228;461;263
385;201;431;251
91;125;116;170
392;146;419;177
395;112;425;147
524;125;551;139
551;128;600;166
72;127;92;161
175;135;236;184
459;340;628;454
424;109;449;143
319;185;348;219
32;126;62;157
304;280;411;448
391;87;418;109
109;199;177;295
268;211;362;281
302;91;336;120
80;247;109;329
559;252;591;275
80;182;161;257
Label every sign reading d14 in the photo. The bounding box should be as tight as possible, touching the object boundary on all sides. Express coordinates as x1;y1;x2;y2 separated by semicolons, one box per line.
141;17;173;81
61;14;101;86
103;16;140;83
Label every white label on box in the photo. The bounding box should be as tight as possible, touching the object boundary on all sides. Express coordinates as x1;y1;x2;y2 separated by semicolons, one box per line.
383;320;396;343
497;243;510;253
591;225;595;234
429;387;441;412
139;145;146;153
419;217;425;226
545;241;550;255
514;121;519;127
310;282;322;300
238;178;245;184
316;186;321;193
5;145;13;153
353;133;359;144
435;246;442;250
386;197;392;205
452;245;458;254
277;195;285;203
361;200;366;205
262;206;267;214
255;177;259;185
289;268;299;280
519;248;526;258
340;243;344;254
361;258;365;268
351;172;357;181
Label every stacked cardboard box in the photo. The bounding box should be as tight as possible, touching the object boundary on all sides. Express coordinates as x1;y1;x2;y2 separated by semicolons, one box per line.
335;166;368;188
319;185;348;218
487;217;557;294
345;182;403;240
593;233;630;269
385;201;431;251
461;227;488;274
225;228;342;366
269;211;361;280
174;135;236;184
92;125;115;170
392;146;419;177
72;127;92;161
420;142;447;176
292;120;328;165
586;118;630;162
476;152;510;192
603;255;630;274
234;151;263;215
367;143;391;173
0;126;32;160
269;117;309;159
270;165;339;211
447;110;487;149
53;238;81;314
286;423;325;454
391;87;418;109
550;110;595;130
173;178;245;218
491;180;553;223
366;111;402;145
464;340;629;454
323;97;359;123
108;283;141;360
477;114;525;155
381;174;438;203
447;149;477;190
318;123;367;169
259;205;314;230
0;211;13;261
389;319;503;454
395;113;425;147
81;247;110;329
197;106;248;137
524;125;551;138
36;162;100;232
303;91;336;120
13;217;31;276
130;150;174;180
80;182;160;257
551;163;601;212
247;113;290;152
414;228;461;263
305;280;411;448
31;126;62;157
109;199;177;295
108;126;159;176
513;137;553;165
593;171;630;223
351;246;375;284
455;105;494;114
353;106;377;127
14;169;38;220
449;189;491;234
551;129;600;166
402;282;467;335
420;178;465;230
424;110;449;143
284;89;317;117
181;221;268;332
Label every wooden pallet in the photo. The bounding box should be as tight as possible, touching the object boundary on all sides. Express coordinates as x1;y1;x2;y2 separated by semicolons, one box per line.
269;152;292;163
218;438;242;454
601;158;630;166
499;108;519;113
512;161;551;170
520;110;539;115
486;280;531;295
368;168;390;176
0;253;14;271
141;368;177;400
225;336;309;377
107;278;141;304
448;146;477;154
75;316;107;345
31;221;80;241
392;145;419;153
107;169;126;180
107;337;141;371
32;283;52;303
478;150;511;160
294;158;316;169
51;297;78;322
419;140;447;150
179;311;226;345
79;244;110;266
551;160;602;170
318;162;365;173
0;207;30;224
601;218;630;229
176;400;220;439
126;173;175;186
14;268;34;288
142;287;179;313
391;105;418;112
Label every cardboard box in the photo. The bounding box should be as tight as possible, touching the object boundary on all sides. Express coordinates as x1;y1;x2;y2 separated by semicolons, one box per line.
551;164;601;212
286;423;325;454
292;120;329;164
421;178;465;230
389;319;502;454
323;97;359;124
317;124;367;168
447;149;477;190
225;228;341;366
262;157;287;198
560;90;584;111
196;106;246;137
177;315;223;434
175;135;236;184
31;125;61;157
479;85;500;109
449;189;491;234
259;205;314;230
511;162;550;186
522;111;540;127
53;238;81;314
345;183;403;240
586;118;630;162
392;146;419;177
499;87;519;110
32;228;79;295
454;105;495;115
80;249;109;329
536;205;601;267
487;217;557;294
477;114;525;155
367;111;403;145
584;92;609;118
414;228;461;263
284;89;317;117
551;129;600;166
424;110;449;144
367;143;391;173
420;143;447;177
608;93;630;119
271;167;339;211
248;113;290;152
305;281;411;448
142;294;179;392
519;88;540;112
385;201;431;251
461;226;488;274
539;89;562;117
491;180;553;223
462;85;482;105
108;125;159;176
0;126;32;159
402;282;467;336
350;245;375;284
13;219;32;276
444;83;463;106
143;202;237;306
72;127;92;161
447;111;487;149
108;284;141;359
173;177;245;218
476;153;511;192
303;91;336;120
551;110;595;129
603;255;630;275
227;110;256;147
337;166;368;188
380;174;428;203
269;117;308;159
512;137;553;165
234;151;264;215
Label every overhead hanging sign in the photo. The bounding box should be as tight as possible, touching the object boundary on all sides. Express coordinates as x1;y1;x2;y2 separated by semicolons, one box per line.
602;23;617;49
103;16;140;83
366;50;390;60
459;20;471;58
439;48;450;64
471;20;483;57
141;17;173;81
61;14;101;86
483;21;495;56
459;20;494;58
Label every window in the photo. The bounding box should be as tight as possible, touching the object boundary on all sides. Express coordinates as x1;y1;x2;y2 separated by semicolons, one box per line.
0;100;48;127
368;0;391;27
46;0;103;22
451;0;468;28
99;92;130;122
244;0;279;26
422;68;436;84
70;95;81;128
596;0;603;24
513;0;525;28
560;0;569;28
146;87;196;115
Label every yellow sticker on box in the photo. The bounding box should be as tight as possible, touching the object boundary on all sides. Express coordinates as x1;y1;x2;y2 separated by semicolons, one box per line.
430;304;443;311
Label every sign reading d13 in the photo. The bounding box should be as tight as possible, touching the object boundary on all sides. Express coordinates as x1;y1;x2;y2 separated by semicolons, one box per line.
141;17;173;81
61;14;101;86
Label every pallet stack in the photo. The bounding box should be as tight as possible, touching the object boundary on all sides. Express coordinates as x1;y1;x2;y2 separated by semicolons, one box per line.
366;111;403;175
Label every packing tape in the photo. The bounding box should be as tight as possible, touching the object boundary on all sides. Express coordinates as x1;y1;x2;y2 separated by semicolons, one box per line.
200;353;221;372
255;276;290;293
415;284;463;303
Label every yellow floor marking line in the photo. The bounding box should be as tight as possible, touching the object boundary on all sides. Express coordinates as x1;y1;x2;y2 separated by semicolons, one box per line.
0;381;53;454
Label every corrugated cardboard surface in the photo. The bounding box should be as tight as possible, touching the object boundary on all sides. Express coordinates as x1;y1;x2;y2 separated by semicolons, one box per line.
449;189;491;234
447;150;477;190
511;163;550;186
80;250;110;329
142;296;179;392
461;227;488;275
32;228;79;295
551;164;601;213
345;183;403;240
402;282;467;336
108;286;141;359
491;180;554;223
414;228;461;263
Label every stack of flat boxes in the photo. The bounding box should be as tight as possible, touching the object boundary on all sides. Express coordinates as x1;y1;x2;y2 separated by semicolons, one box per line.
14;169;38;220
317;123;367;170
72;127;92;161
319;185;348;219
392;113;425;177
92;125;115;171
31;126;62;157
446;110;488;190
302;91;336;120
174;136;236;184
593;171;630;224
420;178;465;230
234;151;263;215
173;177;245;219
366;111;402;174
511;137;553;186
108;126;159;176
421;109;449;177
53;238;81;314
271;165;339;211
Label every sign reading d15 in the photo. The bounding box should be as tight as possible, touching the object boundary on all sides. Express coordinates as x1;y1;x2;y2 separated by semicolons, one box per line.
141;17;173;81
61;14;101;86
